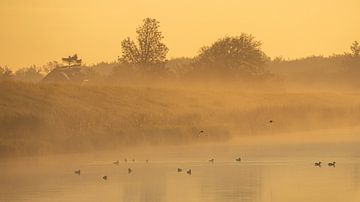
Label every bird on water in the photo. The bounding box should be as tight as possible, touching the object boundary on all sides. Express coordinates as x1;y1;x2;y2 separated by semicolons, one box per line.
328;161;336;167
314;161;322;167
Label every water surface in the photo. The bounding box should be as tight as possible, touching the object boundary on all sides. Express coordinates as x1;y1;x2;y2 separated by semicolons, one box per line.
1;142;360;202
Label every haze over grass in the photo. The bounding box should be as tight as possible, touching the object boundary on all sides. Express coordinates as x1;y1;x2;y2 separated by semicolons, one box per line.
1;81;360;157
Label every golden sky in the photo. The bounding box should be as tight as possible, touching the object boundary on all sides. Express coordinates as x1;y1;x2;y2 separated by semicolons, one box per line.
0;0;359;69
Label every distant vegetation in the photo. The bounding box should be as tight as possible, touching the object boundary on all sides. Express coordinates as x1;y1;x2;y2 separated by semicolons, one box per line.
1;18;359;88
193;34;270;79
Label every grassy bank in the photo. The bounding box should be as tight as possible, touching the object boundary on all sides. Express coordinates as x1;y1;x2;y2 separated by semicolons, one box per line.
1;81;360;157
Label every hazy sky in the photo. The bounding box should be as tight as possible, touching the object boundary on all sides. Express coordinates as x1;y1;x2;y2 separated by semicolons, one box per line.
0;0;359;69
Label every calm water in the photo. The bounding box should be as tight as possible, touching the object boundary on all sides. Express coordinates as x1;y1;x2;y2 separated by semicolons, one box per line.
1;142;360;202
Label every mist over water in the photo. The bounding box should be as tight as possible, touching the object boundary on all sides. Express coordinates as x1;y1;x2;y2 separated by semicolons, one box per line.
1;138;360;202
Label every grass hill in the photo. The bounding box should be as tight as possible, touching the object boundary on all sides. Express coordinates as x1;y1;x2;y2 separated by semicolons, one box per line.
1;81;360;157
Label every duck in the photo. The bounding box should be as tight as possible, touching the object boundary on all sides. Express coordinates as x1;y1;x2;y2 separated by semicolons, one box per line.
209;158;215;163
113;160;120;165
187;169;192;175
314;161;322;167
235;157;241;162
102;176;107;180
128;168;132;174
74;169;81;175
328;161;336;167
177;168;183;172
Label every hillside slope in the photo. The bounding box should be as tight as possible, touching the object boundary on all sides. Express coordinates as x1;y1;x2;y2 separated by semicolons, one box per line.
1;81;360;156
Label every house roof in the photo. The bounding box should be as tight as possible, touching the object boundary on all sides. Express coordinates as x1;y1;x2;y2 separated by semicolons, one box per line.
41;67;85;83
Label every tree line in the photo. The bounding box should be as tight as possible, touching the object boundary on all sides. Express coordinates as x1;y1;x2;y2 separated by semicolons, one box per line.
1;18;359;84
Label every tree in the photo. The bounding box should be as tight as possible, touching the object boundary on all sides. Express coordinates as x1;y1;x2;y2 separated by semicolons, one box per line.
195;34;270;78
350;41;360;57
0;66;13;81
14;65;43;82
120;18;169;68
42;61;60;73
62;54;82;67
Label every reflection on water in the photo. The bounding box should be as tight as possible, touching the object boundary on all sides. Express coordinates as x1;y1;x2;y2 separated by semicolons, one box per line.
1;143;360;202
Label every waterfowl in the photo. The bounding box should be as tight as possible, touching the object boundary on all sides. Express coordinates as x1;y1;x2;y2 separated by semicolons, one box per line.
128;168;132;174
113;160;120;165
74;170;81;175
235;157;241;162
103;176;107;180
328;161;336;167
187;169;192;175
314;161;322;167
209;158;215;163
177;168;182;172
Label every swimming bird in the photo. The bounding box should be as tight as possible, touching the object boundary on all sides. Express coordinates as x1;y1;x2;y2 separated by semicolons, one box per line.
177;168;183;172
124;158;127;163
187;169;192;175
74;169;81;175
113;160;120;165
209;158;215;163
128;168;132;174
102;176;107;180
328;161;336;167
235;157;241;162
314;161;322;167
269;120;273;123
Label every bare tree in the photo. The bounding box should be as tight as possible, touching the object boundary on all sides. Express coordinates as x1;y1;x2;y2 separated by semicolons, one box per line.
120;18;169;67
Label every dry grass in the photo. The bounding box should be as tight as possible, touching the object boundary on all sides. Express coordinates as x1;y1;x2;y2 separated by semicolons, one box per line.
1;81;360;157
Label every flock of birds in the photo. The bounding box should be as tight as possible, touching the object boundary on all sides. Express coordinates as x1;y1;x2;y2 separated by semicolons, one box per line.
74;157;336;180
314;161;336;167
73;124;338;181
73;156;243;180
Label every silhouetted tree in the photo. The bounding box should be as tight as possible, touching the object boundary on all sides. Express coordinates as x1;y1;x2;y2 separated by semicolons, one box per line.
42;61;60;73
165;57;194;77
350;41;360;57
0;66;14;81
195;34;270;78
62;54;82;67
14;65;43;82
120;18;169;69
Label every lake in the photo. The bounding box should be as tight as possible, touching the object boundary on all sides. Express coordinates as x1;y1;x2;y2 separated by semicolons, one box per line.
1;140;360;202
